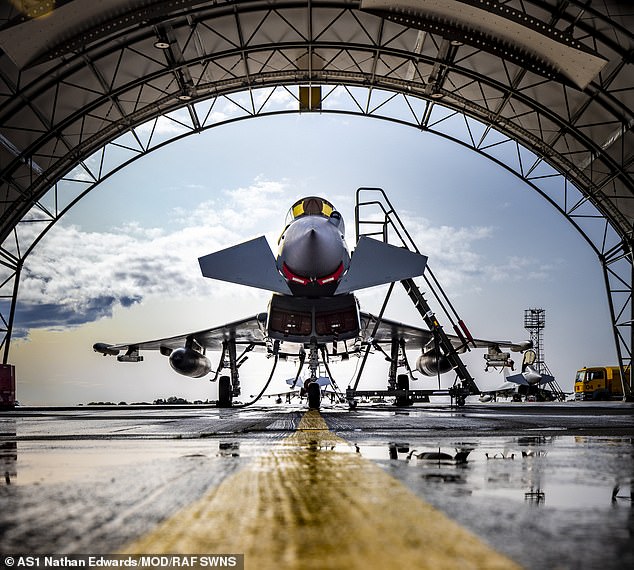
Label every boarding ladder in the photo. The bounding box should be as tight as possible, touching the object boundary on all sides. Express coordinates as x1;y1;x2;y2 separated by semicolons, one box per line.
353;187;480;400
540;362;567;401
548;378;567;401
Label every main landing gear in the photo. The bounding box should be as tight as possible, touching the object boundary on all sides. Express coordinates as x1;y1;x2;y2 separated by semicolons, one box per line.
448;385;469;407
214;338;279;409
214;338;252;408
218;375;233;407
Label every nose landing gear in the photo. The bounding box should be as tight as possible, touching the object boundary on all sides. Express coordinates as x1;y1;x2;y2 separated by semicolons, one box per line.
307;382;321;409
307;338;322;410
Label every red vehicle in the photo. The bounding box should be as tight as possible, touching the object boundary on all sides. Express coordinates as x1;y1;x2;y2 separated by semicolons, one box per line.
0;365;15;408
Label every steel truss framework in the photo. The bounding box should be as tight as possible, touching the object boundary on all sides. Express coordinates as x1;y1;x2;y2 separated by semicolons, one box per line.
0;1;632;386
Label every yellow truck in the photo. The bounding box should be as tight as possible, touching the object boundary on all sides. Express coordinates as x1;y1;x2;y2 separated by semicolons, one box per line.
574;366;629;400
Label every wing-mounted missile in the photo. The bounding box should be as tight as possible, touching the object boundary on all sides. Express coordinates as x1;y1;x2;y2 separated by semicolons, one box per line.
198;236;292;295
93;343;120;356
117;346;143;363
94;343;143;362
335;237;428;295
484;341;533;371
484;345;514;371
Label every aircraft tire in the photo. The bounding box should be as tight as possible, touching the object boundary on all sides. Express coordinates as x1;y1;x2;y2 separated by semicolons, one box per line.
217;375;233;408
307;382;321;410
396;374;413;406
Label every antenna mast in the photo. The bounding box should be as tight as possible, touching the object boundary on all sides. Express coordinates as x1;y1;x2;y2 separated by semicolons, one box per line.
523;308;552;375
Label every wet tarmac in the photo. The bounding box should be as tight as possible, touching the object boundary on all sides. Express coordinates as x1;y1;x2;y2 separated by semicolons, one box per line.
1;402;633;569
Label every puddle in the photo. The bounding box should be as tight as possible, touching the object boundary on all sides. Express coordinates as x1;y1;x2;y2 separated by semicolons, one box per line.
0;439;262;486
350;435;634;510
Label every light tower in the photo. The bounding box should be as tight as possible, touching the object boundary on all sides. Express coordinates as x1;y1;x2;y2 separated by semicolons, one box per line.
523;308;552;375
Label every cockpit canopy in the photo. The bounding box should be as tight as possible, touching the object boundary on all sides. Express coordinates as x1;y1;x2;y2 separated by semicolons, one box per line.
286;196;334;221
285;196;344;233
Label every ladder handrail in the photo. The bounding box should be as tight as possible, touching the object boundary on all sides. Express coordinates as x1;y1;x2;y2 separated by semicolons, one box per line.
353;188;481;398
355;187;473;347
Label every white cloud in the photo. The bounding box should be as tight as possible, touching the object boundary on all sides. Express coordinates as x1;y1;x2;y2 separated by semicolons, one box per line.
172;177;288;233
14;180;552;336
14;179;297;333
487;255;554;282
394;211;555;292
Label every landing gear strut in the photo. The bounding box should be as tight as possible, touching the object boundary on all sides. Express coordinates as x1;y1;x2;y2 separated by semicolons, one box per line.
395;373;413;407
214;338;248;408
449;384;469;407
306;338;321;410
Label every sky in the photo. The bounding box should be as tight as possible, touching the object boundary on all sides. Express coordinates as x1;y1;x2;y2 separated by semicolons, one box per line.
6;106;617;405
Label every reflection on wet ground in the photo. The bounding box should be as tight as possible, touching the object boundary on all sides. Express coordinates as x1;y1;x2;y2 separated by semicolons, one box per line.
347;434;634;569
121;410;521;569
350;435;634;507
0;405;633;569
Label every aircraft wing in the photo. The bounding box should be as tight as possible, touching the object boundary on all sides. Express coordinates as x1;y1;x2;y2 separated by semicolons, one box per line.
506;370;556;386
359;312;528;352
360;312;434;348
484;381;519;393
94;313;268;355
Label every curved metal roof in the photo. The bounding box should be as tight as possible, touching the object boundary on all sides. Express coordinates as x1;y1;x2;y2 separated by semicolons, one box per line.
0;0;631;244
0;0;632;366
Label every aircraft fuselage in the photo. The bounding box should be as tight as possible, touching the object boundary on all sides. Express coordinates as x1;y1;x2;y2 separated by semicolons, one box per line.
277;207;349;297
266;292;360;346
269;198;360;351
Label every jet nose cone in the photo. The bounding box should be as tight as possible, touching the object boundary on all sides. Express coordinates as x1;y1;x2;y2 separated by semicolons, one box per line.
524;366;542;385
280;217;346;278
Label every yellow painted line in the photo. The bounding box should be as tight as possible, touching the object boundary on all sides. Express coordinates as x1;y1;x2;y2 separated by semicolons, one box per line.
122;410;521;569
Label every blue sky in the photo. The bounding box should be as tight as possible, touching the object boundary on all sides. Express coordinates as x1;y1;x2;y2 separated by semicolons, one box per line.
8;110;615;405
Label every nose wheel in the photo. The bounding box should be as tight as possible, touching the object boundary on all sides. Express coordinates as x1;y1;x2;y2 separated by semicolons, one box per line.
307;382;321;409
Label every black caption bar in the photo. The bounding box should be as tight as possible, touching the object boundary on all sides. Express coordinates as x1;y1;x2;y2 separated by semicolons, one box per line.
1;556;244;570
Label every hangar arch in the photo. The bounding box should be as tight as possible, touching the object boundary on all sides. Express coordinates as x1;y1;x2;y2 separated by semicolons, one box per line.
0;1;631;386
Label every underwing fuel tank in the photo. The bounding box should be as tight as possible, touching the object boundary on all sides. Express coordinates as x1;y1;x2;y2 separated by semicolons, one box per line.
169;347;211;378
416;352;453;376
93;343;120;356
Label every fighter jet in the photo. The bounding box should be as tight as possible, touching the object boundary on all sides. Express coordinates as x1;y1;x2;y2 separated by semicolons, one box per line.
503;348;557;399
480;349;557;402
94;196;529;409
506;366;556;388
